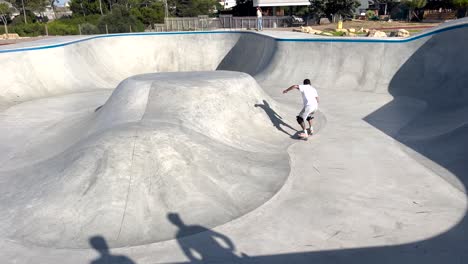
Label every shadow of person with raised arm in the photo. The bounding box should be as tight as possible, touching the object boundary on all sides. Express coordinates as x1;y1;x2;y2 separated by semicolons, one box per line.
254;100;297;136
89;236;136;264
168;213;248;263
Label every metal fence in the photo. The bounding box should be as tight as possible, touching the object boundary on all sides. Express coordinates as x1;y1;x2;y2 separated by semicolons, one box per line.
153;15;291;32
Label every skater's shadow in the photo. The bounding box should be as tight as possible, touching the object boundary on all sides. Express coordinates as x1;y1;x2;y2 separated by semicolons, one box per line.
89;236;136;264
168;213;248;263
255;100;297;136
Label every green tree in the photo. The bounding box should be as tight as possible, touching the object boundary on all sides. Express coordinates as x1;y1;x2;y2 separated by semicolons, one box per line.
97;4;144;32
403;0;426;21
6;0;49;23
27;0;49;21
453;0;468;17
0;3;11;34
5;0;27;23
49;0;59;19
69;0;104;16
232;0;254;16
310;0;360;22
175;0;218;17
11;10;38;24
131;2;165;27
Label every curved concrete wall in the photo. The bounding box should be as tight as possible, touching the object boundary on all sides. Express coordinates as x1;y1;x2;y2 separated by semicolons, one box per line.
0;18;467;252
0;34;242;103
1;21;468;191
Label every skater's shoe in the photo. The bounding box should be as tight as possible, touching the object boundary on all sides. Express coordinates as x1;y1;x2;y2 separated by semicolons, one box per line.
307;127;314;135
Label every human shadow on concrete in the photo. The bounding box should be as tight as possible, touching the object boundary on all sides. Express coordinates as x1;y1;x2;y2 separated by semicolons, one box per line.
255;100;297;136
168;212;248;263
89;235;136;264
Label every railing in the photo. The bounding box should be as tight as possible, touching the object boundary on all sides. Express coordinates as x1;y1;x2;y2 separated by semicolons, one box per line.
423;9;457;21
153;15;291;32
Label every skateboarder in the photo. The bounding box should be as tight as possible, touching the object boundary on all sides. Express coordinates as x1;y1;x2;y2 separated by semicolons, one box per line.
282;79;319;139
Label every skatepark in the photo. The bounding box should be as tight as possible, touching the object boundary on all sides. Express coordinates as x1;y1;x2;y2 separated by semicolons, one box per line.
0;18;467;263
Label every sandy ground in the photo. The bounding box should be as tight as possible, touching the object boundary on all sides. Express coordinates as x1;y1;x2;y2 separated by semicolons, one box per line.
272;20;442;33
0;36;56;46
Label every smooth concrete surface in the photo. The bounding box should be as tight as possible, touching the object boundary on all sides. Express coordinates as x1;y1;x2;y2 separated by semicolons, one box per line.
0;18;467;263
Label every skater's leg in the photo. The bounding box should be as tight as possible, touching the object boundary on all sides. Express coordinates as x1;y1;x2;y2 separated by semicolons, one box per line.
296;116;308;138
307;115;314;134
300;120;307;131
296;116;307;133
306;110;316;134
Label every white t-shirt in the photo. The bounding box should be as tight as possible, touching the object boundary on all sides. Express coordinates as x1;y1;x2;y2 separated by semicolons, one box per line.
257;10;262;18
298;84;318;109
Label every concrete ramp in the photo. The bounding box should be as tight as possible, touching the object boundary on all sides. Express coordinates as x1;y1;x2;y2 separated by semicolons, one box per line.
0;71;295;248
0;18;467;263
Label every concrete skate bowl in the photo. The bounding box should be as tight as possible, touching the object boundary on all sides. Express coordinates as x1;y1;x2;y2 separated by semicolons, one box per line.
0;17;467;261
247;20;468;262
0;33;326;249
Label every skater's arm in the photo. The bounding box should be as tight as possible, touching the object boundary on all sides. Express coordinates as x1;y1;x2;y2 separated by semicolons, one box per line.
283;85;298;94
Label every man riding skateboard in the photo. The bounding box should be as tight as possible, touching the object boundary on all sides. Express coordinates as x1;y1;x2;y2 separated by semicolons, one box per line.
283;79;319;139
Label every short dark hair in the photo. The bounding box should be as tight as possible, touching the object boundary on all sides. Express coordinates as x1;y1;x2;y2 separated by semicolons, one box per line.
303;79;311;85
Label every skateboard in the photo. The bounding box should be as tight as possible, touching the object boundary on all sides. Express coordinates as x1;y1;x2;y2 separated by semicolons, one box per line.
298;132;309;140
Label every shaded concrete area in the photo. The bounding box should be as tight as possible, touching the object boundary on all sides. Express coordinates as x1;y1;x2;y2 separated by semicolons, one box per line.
0;18;467;263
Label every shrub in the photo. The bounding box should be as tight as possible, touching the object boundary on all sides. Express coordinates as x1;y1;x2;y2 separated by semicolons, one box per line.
12;23;45;37
80;22;99;35
46;15;101;36
48;21;79;35
365;10;376;19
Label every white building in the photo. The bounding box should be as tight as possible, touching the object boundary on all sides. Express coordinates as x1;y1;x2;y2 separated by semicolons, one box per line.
36;5;57;20
219;0;237;9
253;0;371;17
253;0;310;7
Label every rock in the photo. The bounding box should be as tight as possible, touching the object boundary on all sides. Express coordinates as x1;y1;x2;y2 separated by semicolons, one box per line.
321;32;333;36
348;28;356;33
359;28;370;34
319;18;331;25
296;26;322;35
1;33;20;40
395;29;410;37
367;30;387;38
311;29;322;35
293;26;310;33
349;33;357;37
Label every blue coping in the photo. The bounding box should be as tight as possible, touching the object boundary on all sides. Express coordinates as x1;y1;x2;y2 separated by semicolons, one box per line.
0;22;467;54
